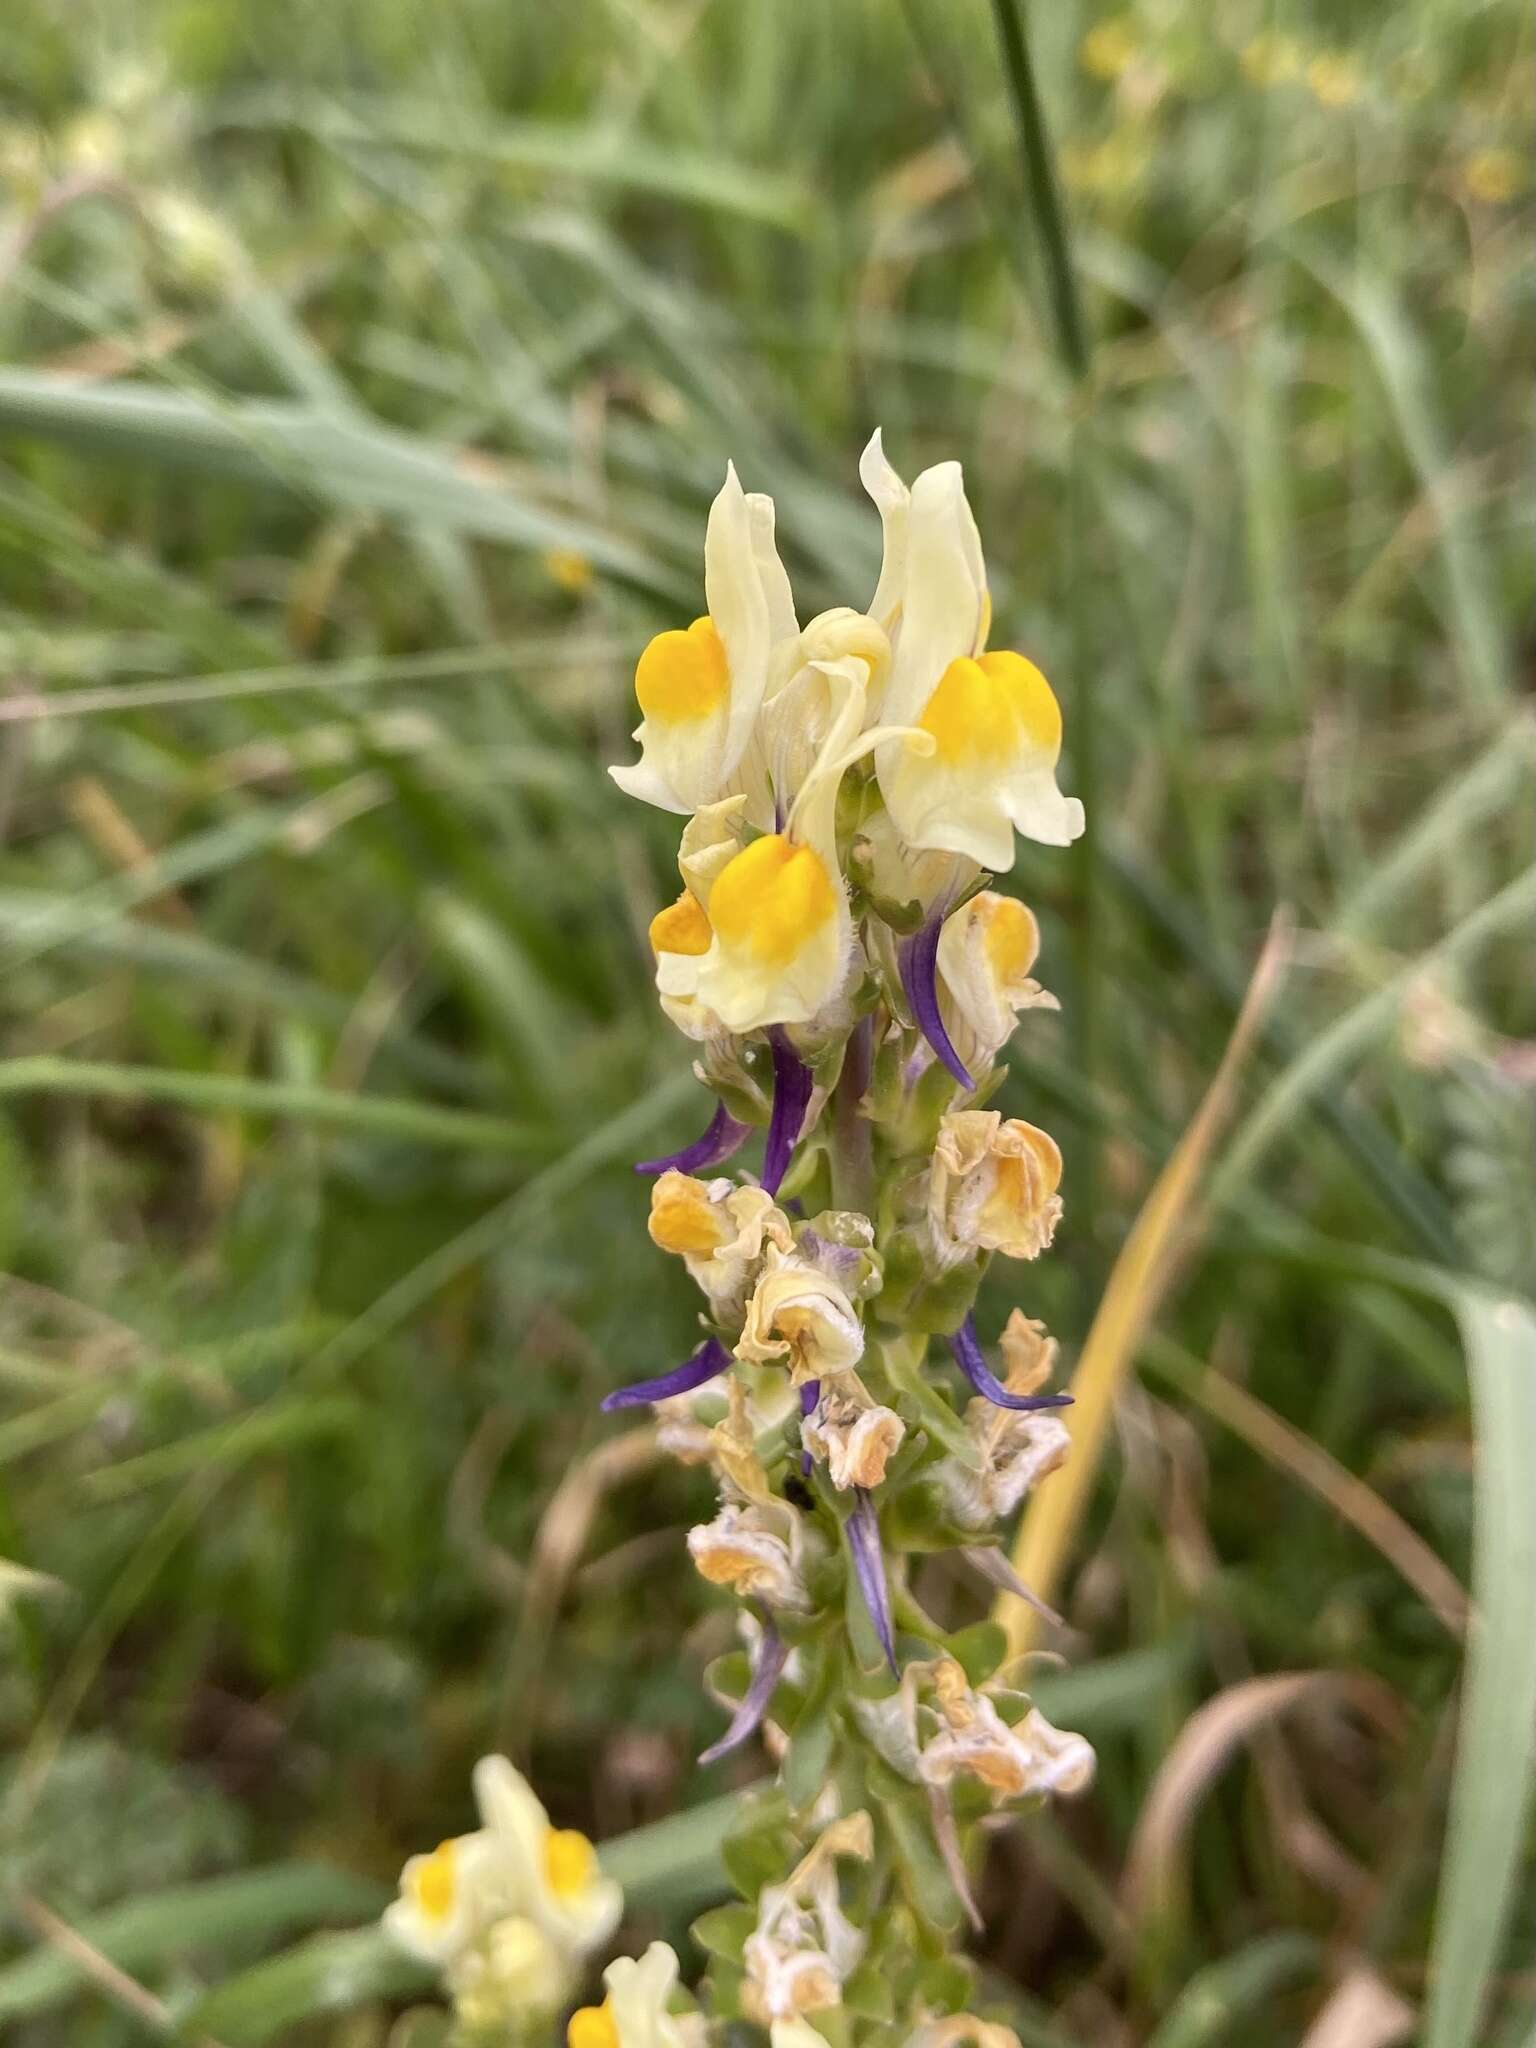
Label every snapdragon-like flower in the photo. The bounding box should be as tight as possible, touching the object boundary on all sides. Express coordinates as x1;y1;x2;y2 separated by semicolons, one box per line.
802;1384;906;1489
928;1109;1063;1268
861;432;1083;868
611;466;797;816
736;1241;866;1384
918;1660;1094;1805
472;1755;623;1956
647;1171;793;1322
567;1941;706;2048
936;890;1058;1076
688;1500;812;1612
384;1832;500;1967
742;1814;873;2026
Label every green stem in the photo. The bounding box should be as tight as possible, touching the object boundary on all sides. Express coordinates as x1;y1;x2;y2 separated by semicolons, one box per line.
987;0;1090;382
829;1017;876;1215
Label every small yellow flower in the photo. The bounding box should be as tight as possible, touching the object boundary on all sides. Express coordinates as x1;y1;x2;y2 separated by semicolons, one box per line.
802;1388;906;1489
1080;16;1139;82
611;465;798;815
544;546;595;594
918;1660;1095;1803
1239;32;1302;88
688;1502;811;1610
692;658;907;1032
1306;52;1363;109
861;434;1083;868
936;890;1058;1075
385;1835;489;1965
647;1172;792;1320
742;1813;872;2026
452;1915;570;2031
568;1941;704;2048
472;1755;622;1956
736;1244;866;1384
1461;149;1525;205
928;1111;1063;1269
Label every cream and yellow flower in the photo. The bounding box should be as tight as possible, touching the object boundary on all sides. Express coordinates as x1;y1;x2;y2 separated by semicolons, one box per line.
927;1110;1062;1269
937;1312;1071;1529
690;660;882;1033
451;1915;572;2031
472;1755;622;1957
861;432;1083;868
936;891;1057;1073
611;465;797;815
567;1941;705;2048
384;1833;498;1966
736;1243;866;1384
917;1660;1094;1804
802;1386;906;1490
743;1814;872;2027
688;1501;812;1611
647;1171;793;1321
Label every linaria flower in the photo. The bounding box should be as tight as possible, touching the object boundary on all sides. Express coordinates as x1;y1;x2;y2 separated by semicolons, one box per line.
611;466;797;816
861;433;1083;867
688;1501;812;1612
936;891;1058;1076
742;1814;873;2026
917;1661;1094;1804
928;1110;1063;1269
451;1915;570;2032
384;1833;499;1967
692;661;930;1032
472;1755;623;1956
646;1172;792;1321
736;1242;866;1384
567;1941;707;2048
802;1386;906;1490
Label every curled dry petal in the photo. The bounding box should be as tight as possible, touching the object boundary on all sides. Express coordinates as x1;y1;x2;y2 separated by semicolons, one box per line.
928;1109;1063;1269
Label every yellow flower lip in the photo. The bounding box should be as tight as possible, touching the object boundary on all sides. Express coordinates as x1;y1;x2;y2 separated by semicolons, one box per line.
649;889;712;958
918;651;1062;766
634;616;730;724
409;1839;457;1923
979;896;1039;984
568;2001;619;2048
542;1825;597;1899
708;834;837;967
649;1183;730;1257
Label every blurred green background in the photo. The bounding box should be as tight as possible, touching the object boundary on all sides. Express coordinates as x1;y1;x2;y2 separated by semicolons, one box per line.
0;0;1532;2041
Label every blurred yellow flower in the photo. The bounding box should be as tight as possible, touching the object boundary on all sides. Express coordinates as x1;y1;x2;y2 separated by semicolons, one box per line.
1306;53;1364;110
1080;17;1139;83
1239;33;1302;88
1461;149;1525;205
544;546;595;593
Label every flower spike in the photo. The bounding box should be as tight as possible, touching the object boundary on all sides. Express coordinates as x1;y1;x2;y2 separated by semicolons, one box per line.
699;1615;791;1765
634;1099;752;1176
950;1313;1073;1412
900;913;974;1091
847;1488;897;1673
762;1028;814;1195
601;1335;733;1413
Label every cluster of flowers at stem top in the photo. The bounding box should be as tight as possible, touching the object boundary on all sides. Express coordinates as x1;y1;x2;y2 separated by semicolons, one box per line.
383;435;1093;2048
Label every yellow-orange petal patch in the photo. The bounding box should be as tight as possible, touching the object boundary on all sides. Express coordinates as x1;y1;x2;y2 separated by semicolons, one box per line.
635;616;730;724
708;834;837;967
542;1826;597;1899
408;1840;458;1923
648;1177;730;1257
649;889;712;957
980;896;1040;984
918;651;1062;765
568;2004;620;2048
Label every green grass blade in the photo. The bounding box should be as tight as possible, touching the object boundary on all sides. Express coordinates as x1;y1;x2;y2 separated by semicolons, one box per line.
0;1865;385;2021
1145;1933;1320;2048
1423;1291;1536;2048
